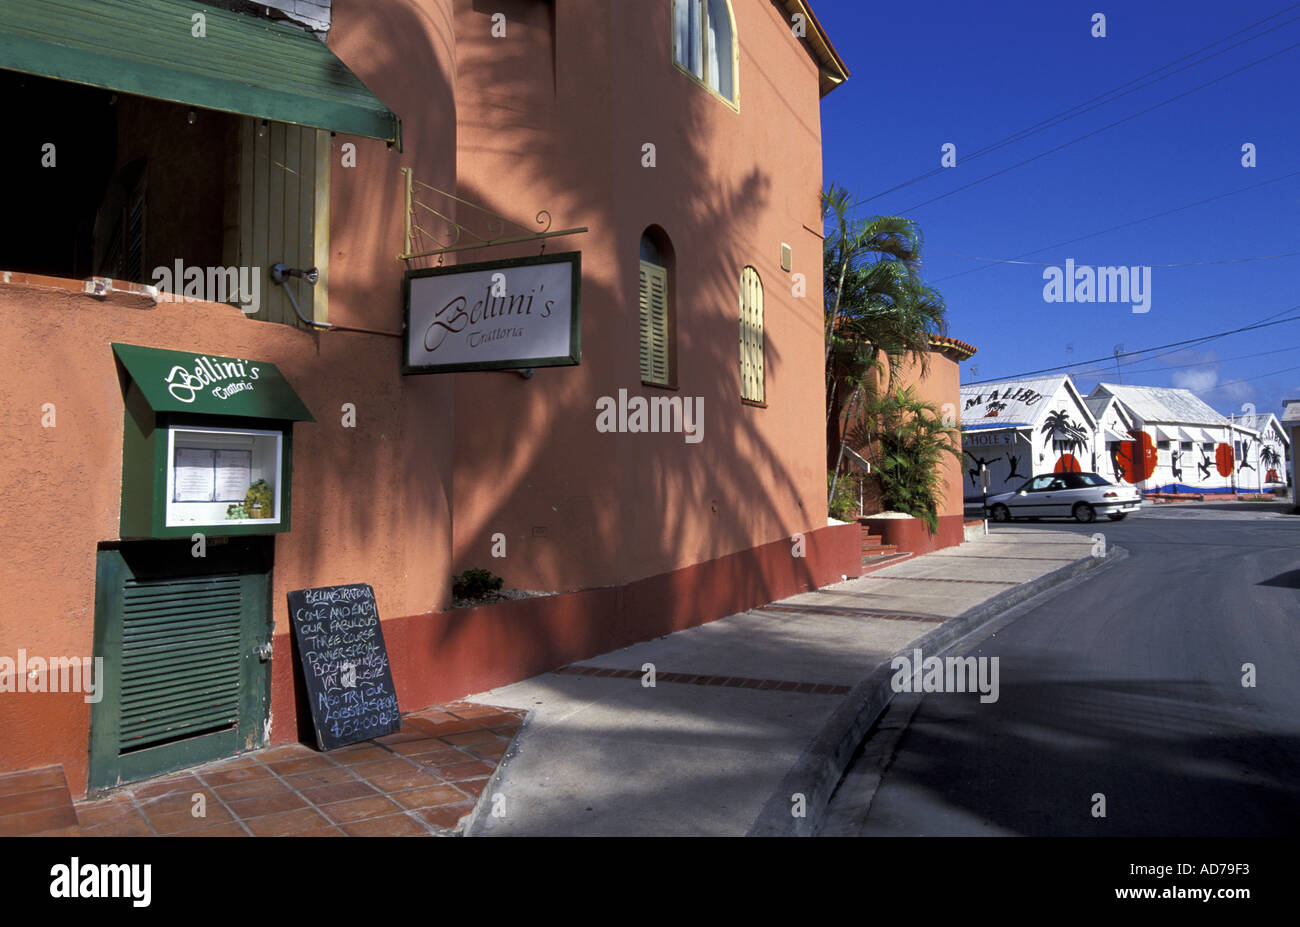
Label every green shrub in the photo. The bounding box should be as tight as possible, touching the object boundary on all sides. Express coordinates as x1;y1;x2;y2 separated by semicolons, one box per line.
828;471;861;521
845;387;962;535
452;568;504;600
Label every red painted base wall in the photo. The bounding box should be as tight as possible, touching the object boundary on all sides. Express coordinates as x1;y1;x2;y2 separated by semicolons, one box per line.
268;522;863;746
859;514;965;557
2;525;861;796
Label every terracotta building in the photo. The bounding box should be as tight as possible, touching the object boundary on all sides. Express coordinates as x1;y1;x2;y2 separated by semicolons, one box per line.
0;0;857;796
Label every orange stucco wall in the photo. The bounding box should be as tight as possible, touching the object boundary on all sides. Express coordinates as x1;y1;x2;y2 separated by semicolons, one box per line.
0;0;837;794
842;348;968;521
884;350;966;520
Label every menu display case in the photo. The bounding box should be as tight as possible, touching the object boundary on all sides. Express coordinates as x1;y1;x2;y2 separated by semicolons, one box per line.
113;343;314;539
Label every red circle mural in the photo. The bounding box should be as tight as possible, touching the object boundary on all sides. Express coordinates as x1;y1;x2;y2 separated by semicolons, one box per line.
1215;443;1235;477
1116;431;1156;483
1053;454;1081;473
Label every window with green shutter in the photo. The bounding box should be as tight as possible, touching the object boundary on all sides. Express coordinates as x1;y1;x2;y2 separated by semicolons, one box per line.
639;228;674;387
640;261;670;385
740;266;764;403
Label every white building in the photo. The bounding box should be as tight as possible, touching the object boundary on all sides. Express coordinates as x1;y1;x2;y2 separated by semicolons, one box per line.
1089;384;1262;494
1235;413;1291;493
1085;392;1141;485
1283;400;1300;502
960;375;1098;501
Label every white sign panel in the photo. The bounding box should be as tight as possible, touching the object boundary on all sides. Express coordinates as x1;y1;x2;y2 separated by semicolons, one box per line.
962;430;1022;447
404;253;582;374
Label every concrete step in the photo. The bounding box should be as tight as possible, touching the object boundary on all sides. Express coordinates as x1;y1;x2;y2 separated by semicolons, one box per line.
859;551;912;572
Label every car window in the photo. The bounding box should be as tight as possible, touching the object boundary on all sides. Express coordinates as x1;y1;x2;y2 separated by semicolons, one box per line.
1028;476;1055;491
1047;478;1067;491
1064;472;1102;489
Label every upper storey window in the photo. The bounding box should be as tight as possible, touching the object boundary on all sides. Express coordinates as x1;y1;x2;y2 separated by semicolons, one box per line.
674;0;737;108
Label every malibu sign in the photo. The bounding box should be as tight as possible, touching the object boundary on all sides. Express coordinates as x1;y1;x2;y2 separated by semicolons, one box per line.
403;252;582;374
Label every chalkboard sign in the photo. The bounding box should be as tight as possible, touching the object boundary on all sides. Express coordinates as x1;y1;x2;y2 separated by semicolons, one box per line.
287;583;401;750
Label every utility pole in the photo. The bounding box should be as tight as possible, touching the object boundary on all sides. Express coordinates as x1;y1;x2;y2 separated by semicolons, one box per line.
1113;345;1124;383
1229;413;1237;495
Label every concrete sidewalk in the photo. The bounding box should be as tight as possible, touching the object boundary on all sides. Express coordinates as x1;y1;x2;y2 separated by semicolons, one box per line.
464;527;1113;837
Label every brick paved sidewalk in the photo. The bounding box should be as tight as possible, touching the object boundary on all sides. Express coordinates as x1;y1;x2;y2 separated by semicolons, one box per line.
67;702;522;837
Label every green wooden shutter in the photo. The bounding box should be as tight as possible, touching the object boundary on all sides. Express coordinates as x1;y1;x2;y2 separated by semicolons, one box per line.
740;266;764;402
237;118;330;327
119;574;243;751
640;261;670;385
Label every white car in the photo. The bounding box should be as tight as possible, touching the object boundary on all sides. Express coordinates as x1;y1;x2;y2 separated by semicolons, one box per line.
985;471;1142;524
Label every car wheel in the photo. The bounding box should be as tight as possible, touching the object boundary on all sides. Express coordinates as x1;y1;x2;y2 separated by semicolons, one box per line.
990;504;1010;523
1074;503;1096;523
1107;513;1126;521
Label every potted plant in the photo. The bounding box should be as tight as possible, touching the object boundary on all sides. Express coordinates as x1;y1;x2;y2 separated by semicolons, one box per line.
244;479;273;519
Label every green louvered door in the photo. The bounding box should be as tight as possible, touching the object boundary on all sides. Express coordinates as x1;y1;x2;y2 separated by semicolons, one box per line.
89;539;273;793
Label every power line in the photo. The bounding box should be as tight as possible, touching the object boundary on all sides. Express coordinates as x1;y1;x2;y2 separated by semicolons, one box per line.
849;3;1300;211
928;248;1300;268
931;169;1300;284
896;38;1300;215
1069;343;1300;381
1203;362;1300;391
965;308;1300;384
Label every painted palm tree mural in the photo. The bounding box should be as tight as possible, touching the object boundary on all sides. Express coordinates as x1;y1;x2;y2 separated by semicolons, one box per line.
1261;445;1282;482
1040;410;1090;473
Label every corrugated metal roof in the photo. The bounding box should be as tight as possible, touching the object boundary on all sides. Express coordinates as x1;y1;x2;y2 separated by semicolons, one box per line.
1238;413;1290;445
1092;383;1232;426
1084;395;1112;417
960;375;1074;430
0;0;400;143
1282;400;1300;424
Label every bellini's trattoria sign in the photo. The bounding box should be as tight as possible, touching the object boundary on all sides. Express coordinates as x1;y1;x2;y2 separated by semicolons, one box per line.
403;252;582;374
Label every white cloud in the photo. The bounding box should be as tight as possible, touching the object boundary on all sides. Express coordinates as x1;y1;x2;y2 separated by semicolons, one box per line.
1171;368;1219;392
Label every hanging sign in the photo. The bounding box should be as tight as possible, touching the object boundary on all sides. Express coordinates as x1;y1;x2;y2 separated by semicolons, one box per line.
403;252;581;374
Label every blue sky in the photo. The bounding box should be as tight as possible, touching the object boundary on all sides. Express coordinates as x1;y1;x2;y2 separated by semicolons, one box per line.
816;0;1300;419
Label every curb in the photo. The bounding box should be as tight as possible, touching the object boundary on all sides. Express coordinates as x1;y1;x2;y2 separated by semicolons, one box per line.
745;544;1129;837
459;708;535;837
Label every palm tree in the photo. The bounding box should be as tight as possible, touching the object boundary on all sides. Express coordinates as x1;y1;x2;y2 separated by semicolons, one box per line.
1039;411;1089;471
845;386;962;533
823;184;947;500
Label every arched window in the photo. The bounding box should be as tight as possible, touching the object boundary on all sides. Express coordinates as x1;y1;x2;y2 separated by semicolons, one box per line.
639;228;674;387
673;0;737;106
739;266;764;403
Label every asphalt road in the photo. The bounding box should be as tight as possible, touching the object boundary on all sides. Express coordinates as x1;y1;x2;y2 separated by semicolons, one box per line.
821;501;1300;836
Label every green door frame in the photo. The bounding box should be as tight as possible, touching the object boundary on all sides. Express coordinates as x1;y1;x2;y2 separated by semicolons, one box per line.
88;538;274;795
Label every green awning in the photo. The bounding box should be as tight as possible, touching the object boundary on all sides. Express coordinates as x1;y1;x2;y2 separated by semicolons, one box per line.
114;343;315;422
0;0;400;145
